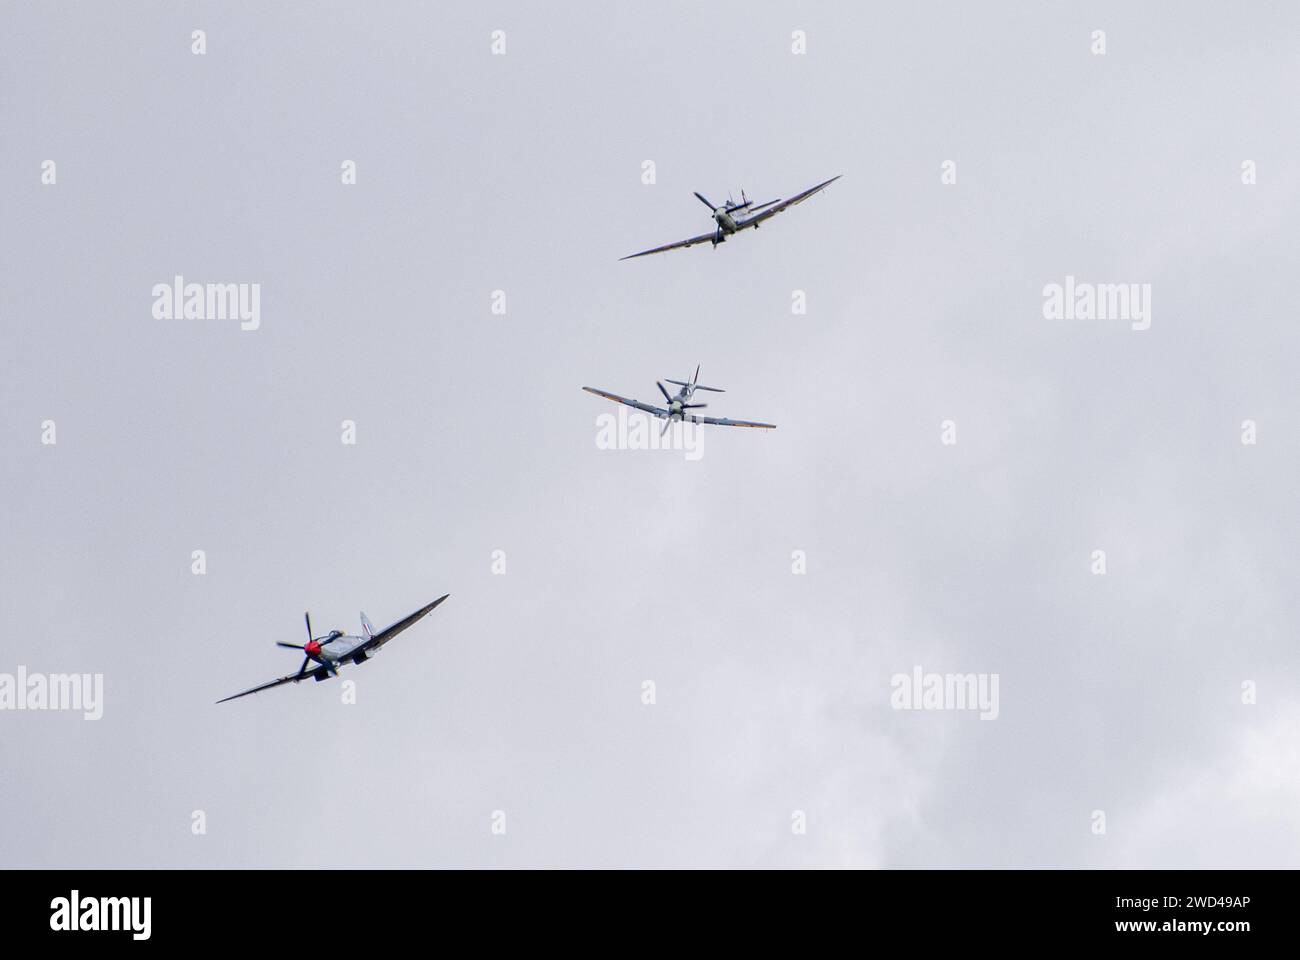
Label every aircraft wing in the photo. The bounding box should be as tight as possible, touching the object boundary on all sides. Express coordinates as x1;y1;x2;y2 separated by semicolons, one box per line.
686;413;777;429
217;664;329;703
360;594;450;655
737;175;841;228
582;386;669;418
619;230;719;261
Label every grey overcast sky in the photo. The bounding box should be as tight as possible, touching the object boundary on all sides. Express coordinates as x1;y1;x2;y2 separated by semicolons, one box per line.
2;1;1299;868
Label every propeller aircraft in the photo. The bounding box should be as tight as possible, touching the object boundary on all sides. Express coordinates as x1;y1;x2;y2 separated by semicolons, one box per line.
619;175;841;260
583;365;775;435
217;594;450;703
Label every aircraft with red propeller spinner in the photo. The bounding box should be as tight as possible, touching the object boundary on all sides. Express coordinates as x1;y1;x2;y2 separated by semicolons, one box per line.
217;594;449;703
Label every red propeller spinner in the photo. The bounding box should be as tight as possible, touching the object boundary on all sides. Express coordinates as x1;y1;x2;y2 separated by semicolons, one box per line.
274;611;332;675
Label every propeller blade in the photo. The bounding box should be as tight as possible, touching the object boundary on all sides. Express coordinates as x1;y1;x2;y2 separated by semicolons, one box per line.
694;191;716;211
660;416;673;438
304;611;313;645
297;655;310;677
692;364;700;387
276;642;306;650
681;403;707;409
656;381;672;403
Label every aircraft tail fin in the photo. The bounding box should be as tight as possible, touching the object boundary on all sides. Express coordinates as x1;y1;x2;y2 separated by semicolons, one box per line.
360;612;374;639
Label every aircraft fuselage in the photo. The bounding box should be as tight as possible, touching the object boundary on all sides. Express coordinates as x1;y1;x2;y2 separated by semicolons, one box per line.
310;633;369;673
666;382;695;419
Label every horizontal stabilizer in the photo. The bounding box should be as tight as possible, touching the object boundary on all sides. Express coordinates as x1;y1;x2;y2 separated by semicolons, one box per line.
666;379;725;393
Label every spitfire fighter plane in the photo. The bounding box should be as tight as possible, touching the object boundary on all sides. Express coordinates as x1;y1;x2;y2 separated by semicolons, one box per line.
583;365;775;434
619;175;841;260
217;594;449;703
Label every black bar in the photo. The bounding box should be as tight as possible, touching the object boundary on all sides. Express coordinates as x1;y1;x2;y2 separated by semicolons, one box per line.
0;869;1283;947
